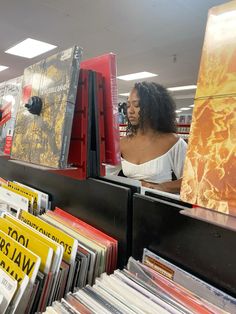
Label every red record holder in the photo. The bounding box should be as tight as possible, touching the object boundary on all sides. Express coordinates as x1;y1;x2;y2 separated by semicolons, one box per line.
51;69;106;179
8;50;119;180
81;53;121;165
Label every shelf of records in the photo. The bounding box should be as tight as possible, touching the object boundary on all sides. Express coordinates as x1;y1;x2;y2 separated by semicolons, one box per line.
119;123;190;140
176;124;191;134
43;250;236;314
0;177;117;314
0;45;120;181
0;176;235;313
119;124;128;138
176;113;192;140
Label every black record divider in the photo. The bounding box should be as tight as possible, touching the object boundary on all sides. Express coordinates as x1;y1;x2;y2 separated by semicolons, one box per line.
0;156;132;268
99;175;141;261
132;193;236;298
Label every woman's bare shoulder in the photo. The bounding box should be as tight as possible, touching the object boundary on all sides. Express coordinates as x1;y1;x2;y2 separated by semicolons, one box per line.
163;133;180;144
120;135;133;154
152;133;180;152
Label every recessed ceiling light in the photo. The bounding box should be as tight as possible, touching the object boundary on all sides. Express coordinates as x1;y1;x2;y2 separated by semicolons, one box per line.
119;93;129;97
180;107;191;111
117;71;158;81
0;65;8;72
175;110;182;113
189;104;194;107
168;85;197;91
5;38;57;59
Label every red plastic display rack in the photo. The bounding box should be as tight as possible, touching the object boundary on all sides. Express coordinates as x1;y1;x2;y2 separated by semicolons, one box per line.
8;55;119;180
81;53;121;166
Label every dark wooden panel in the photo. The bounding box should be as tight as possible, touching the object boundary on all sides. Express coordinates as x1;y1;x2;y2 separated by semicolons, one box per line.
132;193;236;297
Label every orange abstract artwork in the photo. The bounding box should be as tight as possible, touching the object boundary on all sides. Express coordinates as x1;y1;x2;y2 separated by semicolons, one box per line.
180;1;236;216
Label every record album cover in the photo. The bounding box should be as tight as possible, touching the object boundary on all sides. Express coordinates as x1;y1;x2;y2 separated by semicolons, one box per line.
0;82;6;106
11;46;83;168
180;1;236;216
0;76;22;155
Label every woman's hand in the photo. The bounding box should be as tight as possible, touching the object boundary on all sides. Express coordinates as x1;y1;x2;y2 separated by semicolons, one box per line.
141;180;165;190
140;180;152;188
141;179;182;194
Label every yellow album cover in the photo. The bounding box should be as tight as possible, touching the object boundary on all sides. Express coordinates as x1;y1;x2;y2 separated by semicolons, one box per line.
196;1;236;99
19;210;78;264
8;181;38;213
4;213;63;273
0;229;41;283
0;217;53;274
181;1;236;216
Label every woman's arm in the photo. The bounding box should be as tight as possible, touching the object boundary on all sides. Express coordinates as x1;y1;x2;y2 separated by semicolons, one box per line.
141;178;182;194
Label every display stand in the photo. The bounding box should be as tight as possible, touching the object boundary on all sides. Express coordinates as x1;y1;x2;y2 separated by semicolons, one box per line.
132;193;236;297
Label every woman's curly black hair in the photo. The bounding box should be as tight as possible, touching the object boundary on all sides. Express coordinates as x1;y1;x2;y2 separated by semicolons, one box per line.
127;81;177;135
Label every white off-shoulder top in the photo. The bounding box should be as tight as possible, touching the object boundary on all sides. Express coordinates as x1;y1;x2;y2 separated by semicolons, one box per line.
106;138;187;182
121;138;187;183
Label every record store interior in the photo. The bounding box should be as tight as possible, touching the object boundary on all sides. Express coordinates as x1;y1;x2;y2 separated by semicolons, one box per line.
0;0;236;313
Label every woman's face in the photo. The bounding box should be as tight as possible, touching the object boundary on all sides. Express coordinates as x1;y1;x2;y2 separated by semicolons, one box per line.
127;89;140;126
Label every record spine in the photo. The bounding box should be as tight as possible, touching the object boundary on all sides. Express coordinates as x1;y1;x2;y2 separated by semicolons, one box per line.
59;46;83;168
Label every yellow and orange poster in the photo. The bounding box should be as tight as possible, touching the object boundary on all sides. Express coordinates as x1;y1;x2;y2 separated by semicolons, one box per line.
180;1;236;216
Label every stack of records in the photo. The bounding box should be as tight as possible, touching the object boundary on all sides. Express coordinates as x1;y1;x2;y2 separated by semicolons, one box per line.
7;48;120;179
0;201;117;313
142;249;236;313
43;252;235;313
57;53;121;178
0;179;50;216
68;68;106;178
40;208;117;282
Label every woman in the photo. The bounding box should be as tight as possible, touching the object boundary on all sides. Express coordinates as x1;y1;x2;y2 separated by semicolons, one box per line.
120;81;187;193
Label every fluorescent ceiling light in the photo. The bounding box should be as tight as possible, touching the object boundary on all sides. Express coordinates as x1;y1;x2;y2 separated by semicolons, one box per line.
5;38;57;59
168;85;197;92
175;110;182;113
189;104;194;107
0;65;8;72
117;71;158;81
173;94;195;100
180;107;191;111
119;93;129;97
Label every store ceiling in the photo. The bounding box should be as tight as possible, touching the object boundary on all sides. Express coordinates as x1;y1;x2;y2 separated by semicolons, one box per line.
0;0;228;111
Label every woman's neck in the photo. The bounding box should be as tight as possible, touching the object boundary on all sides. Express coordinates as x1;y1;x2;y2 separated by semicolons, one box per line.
136;127;162;138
